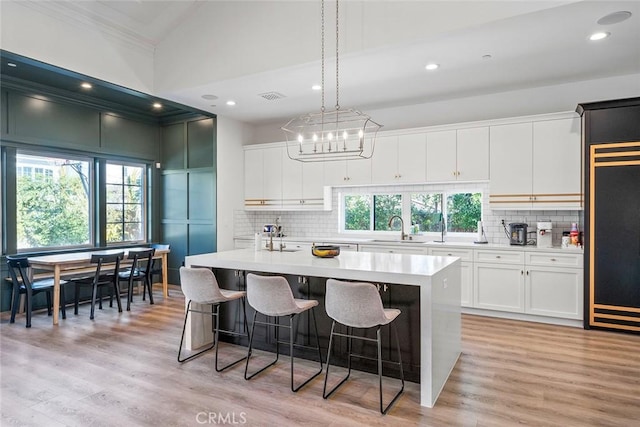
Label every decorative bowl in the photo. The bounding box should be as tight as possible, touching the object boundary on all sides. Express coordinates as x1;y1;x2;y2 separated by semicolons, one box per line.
311;245;340;258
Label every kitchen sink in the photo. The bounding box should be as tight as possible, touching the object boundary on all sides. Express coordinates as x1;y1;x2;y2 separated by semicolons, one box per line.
369;239;425;244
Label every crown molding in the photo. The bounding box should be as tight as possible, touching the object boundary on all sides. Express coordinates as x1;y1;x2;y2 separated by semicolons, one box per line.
16;1;156;55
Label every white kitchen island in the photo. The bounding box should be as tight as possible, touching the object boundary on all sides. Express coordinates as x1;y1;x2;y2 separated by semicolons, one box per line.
184;248;461;408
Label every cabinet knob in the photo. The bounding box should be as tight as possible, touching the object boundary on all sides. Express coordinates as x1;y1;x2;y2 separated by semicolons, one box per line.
457;171;461;176
398;174;401;178
521;270;524;275
496;255;501;259
526;271;529;275
452;171;456;176
550;258;556;261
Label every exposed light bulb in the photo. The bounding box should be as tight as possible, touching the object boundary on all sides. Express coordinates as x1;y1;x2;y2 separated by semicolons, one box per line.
358;129;364;138
343;131;348;140
327;132;334;141
297;134;304;143
312;134;318;142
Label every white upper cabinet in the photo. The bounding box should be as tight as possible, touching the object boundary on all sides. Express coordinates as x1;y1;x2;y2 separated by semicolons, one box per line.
489;117;582;210
456;127;490;181
398;133;427;182
281;151;325;209
426;130;457;182
426;128;489;182
489;122;534;200
532;117;581;203
244;145;282;209
244;148;264;202
323;139;372;186
372;134;426;184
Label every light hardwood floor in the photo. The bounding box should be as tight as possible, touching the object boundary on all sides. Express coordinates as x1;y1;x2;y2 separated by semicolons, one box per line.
2;286;639;426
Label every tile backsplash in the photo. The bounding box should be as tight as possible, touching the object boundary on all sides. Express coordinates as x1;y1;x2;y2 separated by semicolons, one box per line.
235;182;583;246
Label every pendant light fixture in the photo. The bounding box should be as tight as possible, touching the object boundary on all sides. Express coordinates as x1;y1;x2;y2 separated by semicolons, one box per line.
281;0;382;162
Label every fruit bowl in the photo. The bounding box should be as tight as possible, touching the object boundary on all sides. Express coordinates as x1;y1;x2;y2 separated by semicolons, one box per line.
311;245;340;258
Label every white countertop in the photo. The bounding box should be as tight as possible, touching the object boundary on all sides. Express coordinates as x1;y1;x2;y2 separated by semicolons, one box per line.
235;235;584;254
185;248;459;286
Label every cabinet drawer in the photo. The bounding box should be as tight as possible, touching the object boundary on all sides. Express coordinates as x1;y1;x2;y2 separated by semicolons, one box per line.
429;248;473;262
475;250;524;264
526;252;583;268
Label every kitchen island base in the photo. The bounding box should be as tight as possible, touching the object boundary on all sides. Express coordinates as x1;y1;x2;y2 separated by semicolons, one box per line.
184;249;461;408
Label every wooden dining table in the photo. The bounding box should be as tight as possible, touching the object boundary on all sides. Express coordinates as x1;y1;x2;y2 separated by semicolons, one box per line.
28;247;170;325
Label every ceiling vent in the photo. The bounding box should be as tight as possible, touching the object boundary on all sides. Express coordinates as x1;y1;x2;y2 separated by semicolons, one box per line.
259;91;286;101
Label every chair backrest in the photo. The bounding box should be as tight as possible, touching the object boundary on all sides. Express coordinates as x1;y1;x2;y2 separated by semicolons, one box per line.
325;279;391;328
90;252;124;285
246;273;299;316
127;248;155;277
179;267;227;304
6;256;32;290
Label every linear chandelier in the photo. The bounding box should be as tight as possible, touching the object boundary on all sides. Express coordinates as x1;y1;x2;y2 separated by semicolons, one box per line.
281;0;382;162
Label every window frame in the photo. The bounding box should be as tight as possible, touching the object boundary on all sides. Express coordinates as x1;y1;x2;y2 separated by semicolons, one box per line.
105;160;148;246
339;189;483;239
14;149;95;252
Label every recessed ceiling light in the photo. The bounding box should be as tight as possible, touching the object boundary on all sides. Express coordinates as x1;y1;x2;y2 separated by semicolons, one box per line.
81;82;92;89
226;100;236;106
425;63;439;71
7;62;17;67
589;32;610;41
152;102;162;109
311;84;322;91
202;94;218;100
597;11;632;25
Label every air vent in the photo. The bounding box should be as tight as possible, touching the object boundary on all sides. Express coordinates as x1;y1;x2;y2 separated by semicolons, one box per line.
259;91;286;101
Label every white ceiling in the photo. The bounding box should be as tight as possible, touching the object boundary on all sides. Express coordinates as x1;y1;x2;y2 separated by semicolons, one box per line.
24;1;640;127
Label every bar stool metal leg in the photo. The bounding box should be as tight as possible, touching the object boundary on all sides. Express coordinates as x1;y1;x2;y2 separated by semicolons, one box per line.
177;301;216;362
214;299;250;372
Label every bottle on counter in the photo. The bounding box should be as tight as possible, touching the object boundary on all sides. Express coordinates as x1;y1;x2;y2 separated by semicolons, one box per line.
570;223;579;247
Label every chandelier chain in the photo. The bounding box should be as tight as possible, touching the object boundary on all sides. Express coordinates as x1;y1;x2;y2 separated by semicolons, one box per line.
335;0;340;110
321;0;325;113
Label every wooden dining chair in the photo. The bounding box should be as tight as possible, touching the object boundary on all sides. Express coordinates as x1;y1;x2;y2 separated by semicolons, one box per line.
73;252;124;320
7;256;68;328
118;248;155;310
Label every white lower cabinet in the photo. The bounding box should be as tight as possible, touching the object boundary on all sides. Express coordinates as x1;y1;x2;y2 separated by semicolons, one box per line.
430;248;474;307
524;252;583;320
474;262;525;313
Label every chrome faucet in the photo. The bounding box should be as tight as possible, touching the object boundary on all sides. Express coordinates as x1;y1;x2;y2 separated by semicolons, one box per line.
388;215;410;241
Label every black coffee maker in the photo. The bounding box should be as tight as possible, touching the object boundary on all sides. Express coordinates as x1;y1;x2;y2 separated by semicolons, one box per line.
509;223;528;245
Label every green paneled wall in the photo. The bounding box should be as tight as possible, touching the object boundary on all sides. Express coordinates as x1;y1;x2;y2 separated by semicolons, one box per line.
0;84;216;312
162;123;185;170
9;92;100;148
187;119;214;168
160;117;217;285
101;113;160;159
